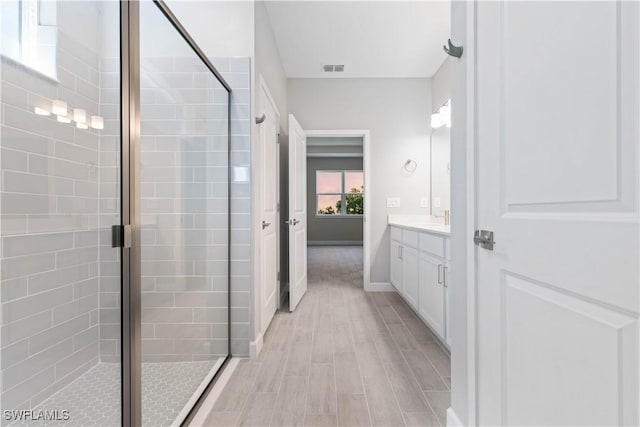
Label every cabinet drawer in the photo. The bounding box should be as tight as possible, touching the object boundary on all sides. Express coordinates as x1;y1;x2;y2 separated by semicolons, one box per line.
402;229;419;248
391;226;402;242
419;232;445;258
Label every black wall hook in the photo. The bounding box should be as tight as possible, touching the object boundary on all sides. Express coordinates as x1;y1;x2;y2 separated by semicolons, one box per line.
443;39;463;58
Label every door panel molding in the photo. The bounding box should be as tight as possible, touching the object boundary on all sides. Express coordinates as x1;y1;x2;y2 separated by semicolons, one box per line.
499;271;638;426
498;1;638;214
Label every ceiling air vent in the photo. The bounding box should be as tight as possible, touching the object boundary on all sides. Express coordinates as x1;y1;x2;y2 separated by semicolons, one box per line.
334;65;345;72
322;64;334;72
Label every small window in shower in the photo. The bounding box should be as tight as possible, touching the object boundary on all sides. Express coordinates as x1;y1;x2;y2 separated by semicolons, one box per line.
1;0;57;79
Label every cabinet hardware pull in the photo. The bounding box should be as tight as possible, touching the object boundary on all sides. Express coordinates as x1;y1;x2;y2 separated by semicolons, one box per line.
443;266;448;287
437;264;442;284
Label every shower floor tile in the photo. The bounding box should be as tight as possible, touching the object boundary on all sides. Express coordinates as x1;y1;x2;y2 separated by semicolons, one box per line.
11;360;221;427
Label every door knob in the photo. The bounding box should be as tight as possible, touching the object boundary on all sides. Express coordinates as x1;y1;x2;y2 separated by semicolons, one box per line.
473;230;495;250
285;219;300;226
262;220;271;229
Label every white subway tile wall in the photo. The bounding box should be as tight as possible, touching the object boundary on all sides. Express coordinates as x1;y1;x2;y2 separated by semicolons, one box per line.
226;58;251;357
1;24;119;416
137;56;250;363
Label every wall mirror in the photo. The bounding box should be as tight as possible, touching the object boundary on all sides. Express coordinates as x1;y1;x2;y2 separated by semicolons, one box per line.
430;100;451;218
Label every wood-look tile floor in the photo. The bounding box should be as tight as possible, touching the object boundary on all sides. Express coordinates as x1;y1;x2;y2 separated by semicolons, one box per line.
203;246;451;427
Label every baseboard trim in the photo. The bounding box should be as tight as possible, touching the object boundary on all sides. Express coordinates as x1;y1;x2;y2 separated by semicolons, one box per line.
249;333;263;359
188;357;240;427
446;408;464;427
308;240;363;246
365;281;395;292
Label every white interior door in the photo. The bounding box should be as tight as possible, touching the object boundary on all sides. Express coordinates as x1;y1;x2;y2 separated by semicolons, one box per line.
288;114;307;311
259;82;279;335
475;2;639;426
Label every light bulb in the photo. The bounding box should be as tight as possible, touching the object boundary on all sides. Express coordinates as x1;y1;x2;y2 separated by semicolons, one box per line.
34;107;50;116
431;112;444;129
439;104;450;120
57;115;71;123
90;115;104;130
52;100;67;116
73;108;87;123
76;122;89;129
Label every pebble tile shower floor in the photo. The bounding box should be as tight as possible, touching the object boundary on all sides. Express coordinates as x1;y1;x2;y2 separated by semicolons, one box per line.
204;246;451;427
11;360;219;426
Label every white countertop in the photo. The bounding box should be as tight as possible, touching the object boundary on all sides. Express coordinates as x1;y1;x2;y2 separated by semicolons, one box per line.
388;215;451;236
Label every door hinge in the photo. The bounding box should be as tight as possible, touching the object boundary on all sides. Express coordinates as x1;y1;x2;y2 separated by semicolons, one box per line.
277;203;280;212
277;271;280;281
112;225;132;248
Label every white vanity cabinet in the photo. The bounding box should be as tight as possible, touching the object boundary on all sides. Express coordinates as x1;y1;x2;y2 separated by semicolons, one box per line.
389;224;451;347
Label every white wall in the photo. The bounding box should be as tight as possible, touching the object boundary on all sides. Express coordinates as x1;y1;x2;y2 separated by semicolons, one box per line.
254;1;288;133
432;57;452;112
288;78;432;284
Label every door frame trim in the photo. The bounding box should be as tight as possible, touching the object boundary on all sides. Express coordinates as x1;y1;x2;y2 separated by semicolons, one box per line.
304;129;372;290
451;0;478;424
120;2;140;425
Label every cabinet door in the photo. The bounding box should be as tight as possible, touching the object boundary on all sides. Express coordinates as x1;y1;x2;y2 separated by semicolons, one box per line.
418;252;445;338
401;246;419;309
390;240;403;292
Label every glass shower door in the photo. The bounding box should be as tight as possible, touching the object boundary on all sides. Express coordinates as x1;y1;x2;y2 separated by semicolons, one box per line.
138;3;231;425
0;1;122;425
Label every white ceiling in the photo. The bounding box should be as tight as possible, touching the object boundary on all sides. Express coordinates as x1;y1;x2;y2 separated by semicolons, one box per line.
264;1;450;78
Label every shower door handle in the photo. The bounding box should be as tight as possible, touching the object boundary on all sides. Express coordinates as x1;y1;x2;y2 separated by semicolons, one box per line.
112;224;132;248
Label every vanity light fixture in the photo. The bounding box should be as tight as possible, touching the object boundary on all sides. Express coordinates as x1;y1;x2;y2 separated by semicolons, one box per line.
73;108;87;124
431;112;445;128
37;98;103;130
52;99;68;116
34;106;50;116
90;115;104;130
431;99;451;129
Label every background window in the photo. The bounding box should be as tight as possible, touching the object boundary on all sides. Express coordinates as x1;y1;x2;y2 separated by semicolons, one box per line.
316;170;364;215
